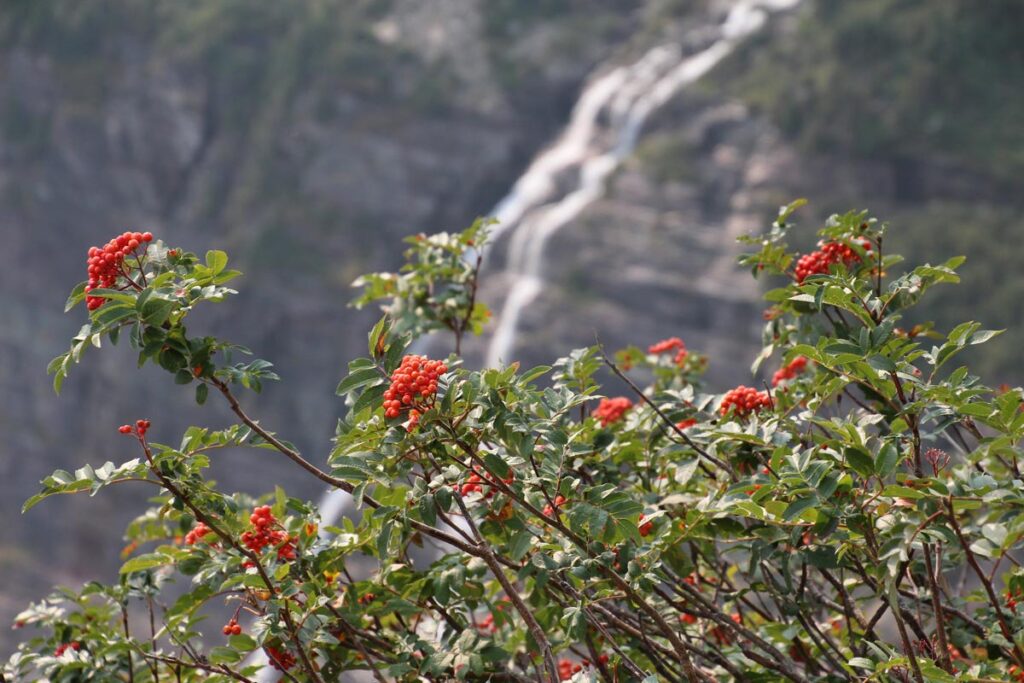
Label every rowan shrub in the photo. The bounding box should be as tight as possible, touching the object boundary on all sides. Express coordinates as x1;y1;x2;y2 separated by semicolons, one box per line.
7;204;1024;682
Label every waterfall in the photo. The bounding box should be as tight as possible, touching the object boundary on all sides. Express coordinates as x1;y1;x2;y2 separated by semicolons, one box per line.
484;0;801;368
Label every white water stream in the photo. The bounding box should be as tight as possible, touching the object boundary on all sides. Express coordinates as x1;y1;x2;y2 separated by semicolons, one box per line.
484;0;801;367
259;2;799;678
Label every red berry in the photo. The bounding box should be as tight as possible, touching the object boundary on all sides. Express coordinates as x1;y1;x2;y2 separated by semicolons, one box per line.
593;397;632;427
381;355;445;428
720;386;771;418
118;425;132;434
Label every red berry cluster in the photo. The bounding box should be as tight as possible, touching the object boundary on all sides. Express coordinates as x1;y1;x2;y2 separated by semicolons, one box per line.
455;469;514;498
559;659;583;680
794;240;870;283
675;418;697;431
720;386;771;417
542;495;567;518
118;419;151;437
222;618;242;636
771;356;808;387
1008;588;1022;611
241;506;296;562
264;644;296;672
477;613;498;635
185;522;212;545
638;513;654;537
383;355;447;428
593;397;632;427
710;613;743;646
54;641;81;657
648;337;688;365
84;231;154;310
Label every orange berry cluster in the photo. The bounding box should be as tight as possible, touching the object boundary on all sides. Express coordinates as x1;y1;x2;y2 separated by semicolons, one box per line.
477;612;498;634
383;355;447;428
542;495;567;517
648;336;688;365
185;522;213;545
710;613;743;646
558;659;582;680
794;240;870;283
118;418;151;437
557;655;609;680
241;505;296;562
265;644;296;672
593;397;632;427
221;618;242;636
720;386;771;417
455;469;514;498
85;231;154;310
771;356;808;387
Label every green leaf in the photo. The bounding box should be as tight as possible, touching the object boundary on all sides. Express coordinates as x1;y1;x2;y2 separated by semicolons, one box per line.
120;553;170;574
206;250;229;275
419;494;437;527
875;443;900;479
141;297;175;326
228;634;258;651
208;646;242;664
845;447;875;478
783;496;818;521
336;367;383;396
64;282;87;312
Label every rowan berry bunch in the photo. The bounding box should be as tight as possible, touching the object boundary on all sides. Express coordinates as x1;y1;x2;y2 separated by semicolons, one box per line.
477;613;498;634
771;355;808;386
84;231;154;310
675;417;697;430
53;642;81;657
184;522;212;546
557;658;582;680
794;239;870;283
648;336;688;365
542;494;567;517
638;513;654;537
593;396;632;426
240;505;296;562
382;354;447;428
455;469;514;498
264;644;296;672
117;419;151;437
221;618;241;636
719;385;771;417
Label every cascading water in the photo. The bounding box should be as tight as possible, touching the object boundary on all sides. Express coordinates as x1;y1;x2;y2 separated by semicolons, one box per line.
484;0;801;368
261;3;799;679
